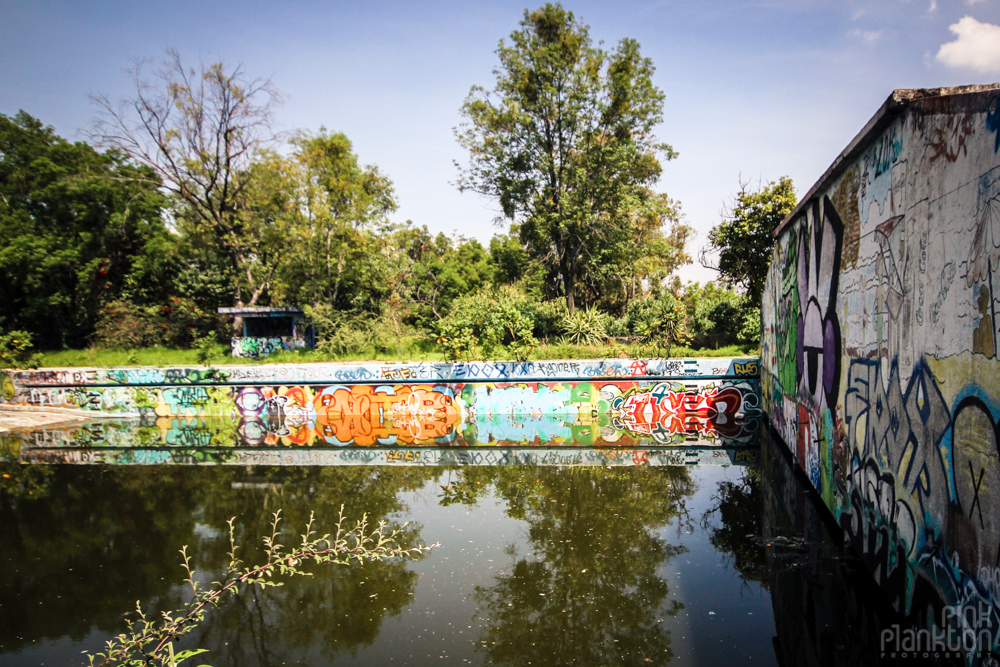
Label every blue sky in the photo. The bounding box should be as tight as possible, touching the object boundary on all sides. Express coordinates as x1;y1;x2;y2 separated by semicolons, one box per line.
3;0;1000;283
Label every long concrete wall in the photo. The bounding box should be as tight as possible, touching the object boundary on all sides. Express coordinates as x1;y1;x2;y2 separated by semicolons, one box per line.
761;84;1000;641
1;357;761;448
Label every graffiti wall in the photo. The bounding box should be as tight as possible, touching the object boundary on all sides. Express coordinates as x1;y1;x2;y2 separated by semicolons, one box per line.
2;357;757;388
761;84;1000;656
0;379;760;447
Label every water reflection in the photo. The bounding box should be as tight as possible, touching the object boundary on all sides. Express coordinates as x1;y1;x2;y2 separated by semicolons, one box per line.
759;428;908;666
6;416;761;470
11;411;762;449
0;463;436;665
0;416;934;666
467;467;692;666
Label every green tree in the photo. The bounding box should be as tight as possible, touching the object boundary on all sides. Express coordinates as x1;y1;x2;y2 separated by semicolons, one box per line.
0;111;170;347
680;281;744;348
404;229;493;325
276;130;399;312
703;176;797;307
584;193;692;314
455;4;678;314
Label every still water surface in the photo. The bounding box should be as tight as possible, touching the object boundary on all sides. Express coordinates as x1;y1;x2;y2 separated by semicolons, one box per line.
0;431;887;666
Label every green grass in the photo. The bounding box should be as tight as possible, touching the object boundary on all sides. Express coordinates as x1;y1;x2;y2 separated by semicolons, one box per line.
35;341;758;368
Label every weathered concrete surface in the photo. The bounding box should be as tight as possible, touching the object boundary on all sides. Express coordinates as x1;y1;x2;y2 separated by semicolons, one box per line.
0;405;98;433
761;84;1000;645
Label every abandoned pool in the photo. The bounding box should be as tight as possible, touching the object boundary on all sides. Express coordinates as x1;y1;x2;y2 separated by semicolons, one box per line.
0;360;904;665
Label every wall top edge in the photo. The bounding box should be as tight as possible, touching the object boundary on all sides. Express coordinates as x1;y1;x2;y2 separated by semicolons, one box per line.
2;357;762;387
772;82;1000;239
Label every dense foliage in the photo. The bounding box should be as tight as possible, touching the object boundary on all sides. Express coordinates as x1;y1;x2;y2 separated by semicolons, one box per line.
0;112;172;348
1;13;782;359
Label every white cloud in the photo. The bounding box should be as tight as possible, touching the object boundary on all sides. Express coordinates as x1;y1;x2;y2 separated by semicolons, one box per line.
848;28;884;44
936;16;1000;74
928;0;938;12
967;0;987;5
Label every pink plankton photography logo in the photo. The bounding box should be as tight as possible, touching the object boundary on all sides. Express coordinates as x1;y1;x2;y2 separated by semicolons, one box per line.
880;603;998;661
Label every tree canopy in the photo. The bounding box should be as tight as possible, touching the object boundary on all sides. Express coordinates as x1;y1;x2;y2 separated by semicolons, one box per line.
91;50;283;312
704;176;797;307
455;3;685;313
0;111;170;347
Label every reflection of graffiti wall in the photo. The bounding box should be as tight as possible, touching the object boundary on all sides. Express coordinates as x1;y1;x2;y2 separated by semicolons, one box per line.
761;84;1000;653
14;440;757;468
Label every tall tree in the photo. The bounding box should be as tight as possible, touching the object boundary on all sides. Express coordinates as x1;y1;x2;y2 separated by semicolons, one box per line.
0;111;169;347
455;4;678;313
268;130;400;315
703;176;797;306
91;50;282;317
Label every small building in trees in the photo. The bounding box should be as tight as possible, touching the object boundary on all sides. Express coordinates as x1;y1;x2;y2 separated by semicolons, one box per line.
218;307;314;359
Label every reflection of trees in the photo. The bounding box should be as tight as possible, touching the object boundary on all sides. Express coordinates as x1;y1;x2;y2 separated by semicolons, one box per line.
184;466;435;666
0;466;215;652
702;468;768;587
470;467;693;667
0;464;434;664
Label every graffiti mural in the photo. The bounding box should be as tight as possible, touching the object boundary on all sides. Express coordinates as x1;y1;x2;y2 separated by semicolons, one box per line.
3;357;758;389
230;336;308;360
762;84;1000;659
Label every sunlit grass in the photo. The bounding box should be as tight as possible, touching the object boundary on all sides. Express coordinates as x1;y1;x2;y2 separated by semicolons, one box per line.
36;340;758;368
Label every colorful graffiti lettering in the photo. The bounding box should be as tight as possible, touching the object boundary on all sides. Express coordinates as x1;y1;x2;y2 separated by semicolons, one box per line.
230;336;307;360
762;88;1000;656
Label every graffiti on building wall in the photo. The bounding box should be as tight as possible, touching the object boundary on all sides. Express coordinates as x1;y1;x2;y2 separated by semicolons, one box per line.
230;336;307;360
762;88;1000;655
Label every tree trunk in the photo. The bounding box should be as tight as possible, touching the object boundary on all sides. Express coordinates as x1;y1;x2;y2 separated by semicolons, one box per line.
561;252;576;314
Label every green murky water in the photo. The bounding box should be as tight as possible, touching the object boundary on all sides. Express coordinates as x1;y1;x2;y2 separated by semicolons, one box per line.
0;428;895;666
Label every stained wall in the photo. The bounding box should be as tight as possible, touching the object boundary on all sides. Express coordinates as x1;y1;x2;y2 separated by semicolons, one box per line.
761;85;1000;639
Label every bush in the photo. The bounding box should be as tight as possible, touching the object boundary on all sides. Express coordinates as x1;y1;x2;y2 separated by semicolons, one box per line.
560;308;609;346
627;294;690;357
521;299;565;340
435;287;538;361
305;305;423;358
738;307;761;345
606;316;629;338
92;298;223;349
0;330;40;369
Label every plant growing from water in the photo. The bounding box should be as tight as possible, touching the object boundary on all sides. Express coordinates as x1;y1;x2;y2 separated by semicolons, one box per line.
86;508;436;667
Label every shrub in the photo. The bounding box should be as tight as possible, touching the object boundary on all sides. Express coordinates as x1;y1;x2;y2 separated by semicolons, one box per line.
560;308;610;346
0;330;40;369
93;298;223;349
435;287;538;361
521;299;565;340
305;305;422;358
627;294;690;357
738;307;761;345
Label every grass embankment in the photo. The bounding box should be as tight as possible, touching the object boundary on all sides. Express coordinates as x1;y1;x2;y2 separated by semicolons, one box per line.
35;342;759;368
